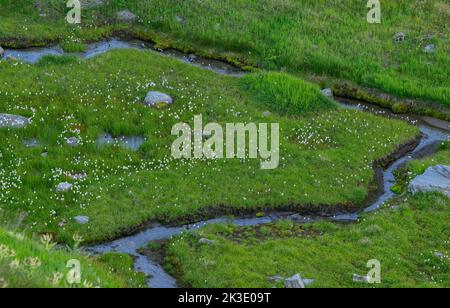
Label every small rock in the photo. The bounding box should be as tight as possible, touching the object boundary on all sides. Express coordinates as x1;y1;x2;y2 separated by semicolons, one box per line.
0;114;30;128
285;274;305;288
198;238;215;245
0;46;4;58
175;15;186;23
353;274;370;283
56;182;73;192
66;137;80;147
74;216;90;225
41;152;48;158
393;32;405;43
262;111;271;117
423;44;435;53
116;10;137;22
321;88;333;98
409;165;450;199
144;91;173;108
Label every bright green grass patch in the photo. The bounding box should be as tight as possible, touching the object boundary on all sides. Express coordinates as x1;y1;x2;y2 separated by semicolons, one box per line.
241;72;336;115
165;193;450;288
0;227;146;288
0;49;418;244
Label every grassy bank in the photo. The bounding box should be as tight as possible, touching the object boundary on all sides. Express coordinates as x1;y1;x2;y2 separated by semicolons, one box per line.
0;0;449;112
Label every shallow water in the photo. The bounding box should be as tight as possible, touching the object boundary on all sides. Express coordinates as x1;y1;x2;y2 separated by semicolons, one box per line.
7;39;449;288
3;39;245;77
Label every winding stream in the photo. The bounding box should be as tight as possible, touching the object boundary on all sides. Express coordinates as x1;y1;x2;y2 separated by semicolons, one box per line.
2;39;245;77
3;39;450;288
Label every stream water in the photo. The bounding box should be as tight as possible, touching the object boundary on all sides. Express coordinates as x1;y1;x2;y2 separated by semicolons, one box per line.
2;39;245;77
4;39;450;288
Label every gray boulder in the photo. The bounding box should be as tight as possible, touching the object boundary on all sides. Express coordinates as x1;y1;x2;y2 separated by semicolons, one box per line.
144;91;173;108
0;114;30;128
0;46;4;58
284;274;305;288
74;216;90;225
409;165;450;198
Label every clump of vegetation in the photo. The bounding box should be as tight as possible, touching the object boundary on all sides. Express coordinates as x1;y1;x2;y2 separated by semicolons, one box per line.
60;40;87;53
241;72;336;115
0;227;146;288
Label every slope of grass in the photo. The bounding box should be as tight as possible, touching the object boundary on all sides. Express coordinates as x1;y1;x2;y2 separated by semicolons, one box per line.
164;193;449;288
0;0;449;109
0;48;418;243
0;227;146;288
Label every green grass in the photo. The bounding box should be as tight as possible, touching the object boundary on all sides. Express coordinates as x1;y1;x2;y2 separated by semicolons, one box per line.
0;0;449;110
408;142;450;175
164;192;450;288
241;72;336;115
0;227;146;288
0;48;419;243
